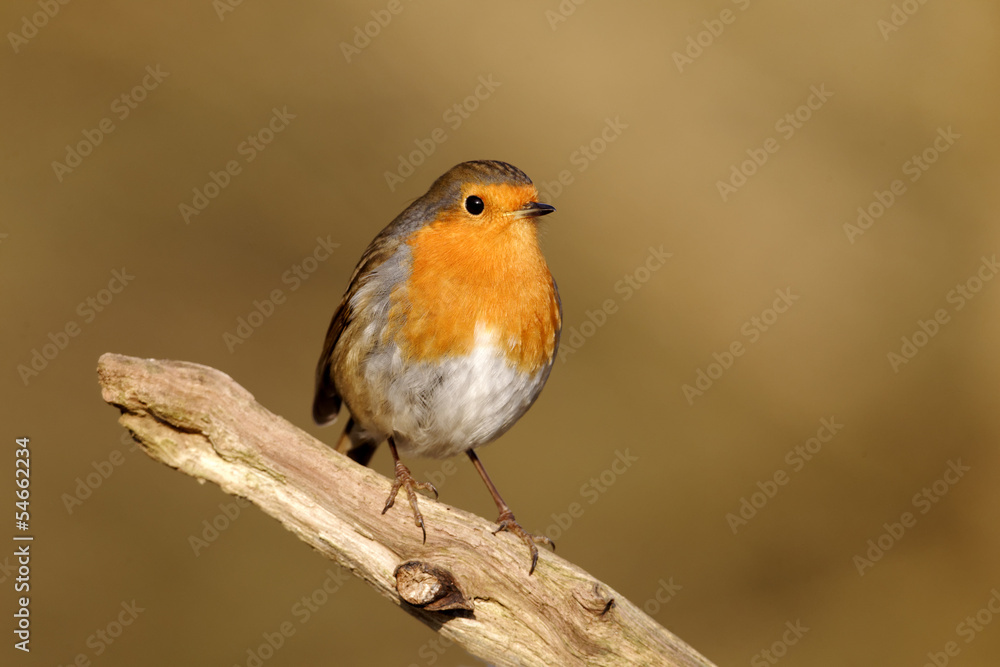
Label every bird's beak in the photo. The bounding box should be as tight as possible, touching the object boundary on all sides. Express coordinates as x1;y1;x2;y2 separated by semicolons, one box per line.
511;201;556;219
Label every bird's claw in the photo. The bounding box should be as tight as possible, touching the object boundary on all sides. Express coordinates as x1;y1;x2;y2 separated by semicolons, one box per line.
492;509;555;575
382;461;438;543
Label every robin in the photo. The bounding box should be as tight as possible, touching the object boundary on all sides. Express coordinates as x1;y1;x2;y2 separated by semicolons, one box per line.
313;160;560;574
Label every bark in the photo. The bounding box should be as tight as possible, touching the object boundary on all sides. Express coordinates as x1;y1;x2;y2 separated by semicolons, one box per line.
97;353;716;667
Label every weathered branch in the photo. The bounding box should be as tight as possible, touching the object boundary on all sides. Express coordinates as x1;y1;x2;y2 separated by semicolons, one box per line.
97;353;716;667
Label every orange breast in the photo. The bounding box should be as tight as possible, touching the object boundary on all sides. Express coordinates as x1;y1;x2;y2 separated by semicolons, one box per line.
388;214;560;374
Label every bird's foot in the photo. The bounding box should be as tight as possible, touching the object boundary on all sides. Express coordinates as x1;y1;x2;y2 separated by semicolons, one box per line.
382;460;439;543
492;509;555;575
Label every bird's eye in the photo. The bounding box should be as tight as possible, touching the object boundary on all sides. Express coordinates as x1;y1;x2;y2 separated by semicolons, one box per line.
465;195;485;215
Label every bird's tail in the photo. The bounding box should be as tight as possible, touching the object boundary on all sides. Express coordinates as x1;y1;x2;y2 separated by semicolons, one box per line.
335;415;380;467
312;377;342;426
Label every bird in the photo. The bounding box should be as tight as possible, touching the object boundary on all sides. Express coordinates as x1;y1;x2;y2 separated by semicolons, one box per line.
313;160;560;574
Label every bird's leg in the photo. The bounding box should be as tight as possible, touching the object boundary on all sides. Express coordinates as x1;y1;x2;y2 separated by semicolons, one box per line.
467;449;555;575
382;437;438;543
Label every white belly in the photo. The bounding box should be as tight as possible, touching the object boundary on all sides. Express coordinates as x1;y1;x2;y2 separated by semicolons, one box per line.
363;326;551;459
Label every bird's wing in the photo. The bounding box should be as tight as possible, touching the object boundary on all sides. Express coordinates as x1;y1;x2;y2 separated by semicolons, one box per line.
312;224;409;425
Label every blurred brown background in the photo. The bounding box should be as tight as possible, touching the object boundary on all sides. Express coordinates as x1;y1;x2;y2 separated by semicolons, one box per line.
2;1;999;665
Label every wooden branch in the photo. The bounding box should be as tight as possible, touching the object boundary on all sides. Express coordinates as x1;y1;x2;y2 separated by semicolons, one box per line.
97;353;716;667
